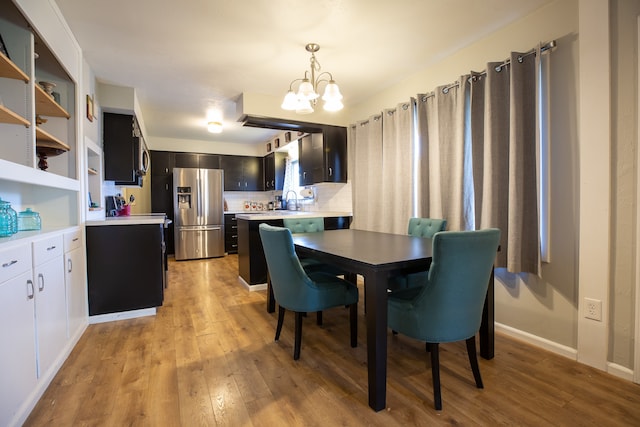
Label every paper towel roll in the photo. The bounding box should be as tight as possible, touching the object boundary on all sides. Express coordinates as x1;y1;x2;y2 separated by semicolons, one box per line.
300;188;313;198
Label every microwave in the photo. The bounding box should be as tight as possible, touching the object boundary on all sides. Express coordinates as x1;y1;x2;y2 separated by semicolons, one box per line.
134;136;150;176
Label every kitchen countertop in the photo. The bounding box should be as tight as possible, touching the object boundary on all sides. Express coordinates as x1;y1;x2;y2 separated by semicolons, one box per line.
86;214;169;226
235;211;352;220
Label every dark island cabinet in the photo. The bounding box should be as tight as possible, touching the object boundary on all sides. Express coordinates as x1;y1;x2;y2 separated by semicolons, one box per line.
264;151;286;191
220;155;263;191
298;126;347;185
224;213;239;253
238;215;352;286
86;224;164;315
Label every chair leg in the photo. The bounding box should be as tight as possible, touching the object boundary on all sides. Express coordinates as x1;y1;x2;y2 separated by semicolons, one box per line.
349;303;358;348
429;342;442;410
275;306;285;342
294;311;303;360
316;311;323;326
466;336;484;389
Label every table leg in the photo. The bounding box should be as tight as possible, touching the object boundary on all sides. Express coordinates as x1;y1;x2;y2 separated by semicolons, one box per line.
479;267;495;359
365;272;388;411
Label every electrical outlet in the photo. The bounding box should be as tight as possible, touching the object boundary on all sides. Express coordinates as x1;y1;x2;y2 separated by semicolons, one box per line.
584;298;602;321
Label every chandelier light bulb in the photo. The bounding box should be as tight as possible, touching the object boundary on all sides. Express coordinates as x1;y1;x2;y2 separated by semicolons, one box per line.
296;98;314;114
322;81;343;102
281;90;298;110
297;79;318;100
323;99;344;112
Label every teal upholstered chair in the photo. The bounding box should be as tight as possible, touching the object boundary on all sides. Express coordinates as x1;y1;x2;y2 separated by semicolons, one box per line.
282;217;350;276
388;228;500;410
282;217;327;272
259;224;358;360
388;217;447;291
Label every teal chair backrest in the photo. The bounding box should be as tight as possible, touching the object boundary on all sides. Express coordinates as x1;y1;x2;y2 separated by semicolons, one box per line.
393;229;500;343
283;217;324;233
259;223;349;313
407;217;447;238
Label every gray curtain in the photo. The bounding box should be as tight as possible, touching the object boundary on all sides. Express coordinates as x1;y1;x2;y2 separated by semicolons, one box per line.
380;100;415;234
350;115;383;231
416;75;473;231
476;51;541;274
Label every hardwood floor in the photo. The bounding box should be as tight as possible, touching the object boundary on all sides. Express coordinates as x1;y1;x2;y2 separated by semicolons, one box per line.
25;255;640;426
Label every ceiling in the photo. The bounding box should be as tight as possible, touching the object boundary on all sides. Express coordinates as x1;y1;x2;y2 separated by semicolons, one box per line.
55;0;550;145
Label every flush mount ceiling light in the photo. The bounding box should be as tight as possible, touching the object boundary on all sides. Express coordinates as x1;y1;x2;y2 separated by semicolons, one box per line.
207;121;223;133
281;43;343;114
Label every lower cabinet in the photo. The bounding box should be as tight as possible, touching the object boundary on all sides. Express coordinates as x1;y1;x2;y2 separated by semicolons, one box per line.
64;229;87;341
238;216;352;286
0;245;37;427
224;213;238;254
86;224;164;316
0;228;87;427
32;234;67;379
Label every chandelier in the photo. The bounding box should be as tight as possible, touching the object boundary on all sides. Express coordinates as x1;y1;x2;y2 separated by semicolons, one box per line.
281;43;343;114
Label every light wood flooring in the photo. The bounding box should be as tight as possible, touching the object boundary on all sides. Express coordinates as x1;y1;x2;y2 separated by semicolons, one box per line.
25;255;640;426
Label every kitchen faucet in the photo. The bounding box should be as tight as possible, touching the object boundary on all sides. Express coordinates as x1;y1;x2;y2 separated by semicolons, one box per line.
285;190;298;211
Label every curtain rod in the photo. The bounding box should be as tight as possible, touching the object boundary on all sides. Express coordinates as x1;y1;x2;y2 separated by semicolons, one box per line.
421;40;557;99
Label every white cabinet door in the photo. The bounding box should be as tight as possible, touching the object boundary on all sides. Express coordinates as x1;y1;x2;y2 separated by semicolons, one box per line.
64;246;86;340
0;270;37;427
34;255;67;379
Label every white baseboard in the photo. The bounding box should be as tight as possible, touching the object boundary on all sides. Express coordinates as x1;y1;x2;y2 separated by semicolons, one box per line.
496;323;637;382
238;276;267;291
607;362;634;381
88;307;156;324
495;322;577;360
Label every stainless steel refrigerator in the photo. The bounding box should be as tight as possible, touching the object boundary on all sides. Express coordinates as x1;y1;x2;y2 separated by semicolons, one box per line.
173;168;225;260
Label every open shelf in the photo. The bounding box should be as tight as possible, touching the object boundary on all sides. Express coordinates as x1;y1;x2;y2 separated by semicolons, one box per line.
34;84;70;118
0;51;29;82
35;127;71;151
0;104;30;126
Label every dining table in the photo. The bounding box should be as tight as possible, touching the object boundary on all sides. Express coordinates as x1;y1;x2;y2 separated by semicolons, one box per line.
278;228;496;412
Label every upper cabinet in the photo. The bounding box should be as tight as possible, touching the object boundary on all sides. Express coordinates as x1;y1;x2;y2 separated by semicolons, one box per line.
264;151;286;191
220;155;263;191
103;112;148;187
0;3;78;184
298;126;347;185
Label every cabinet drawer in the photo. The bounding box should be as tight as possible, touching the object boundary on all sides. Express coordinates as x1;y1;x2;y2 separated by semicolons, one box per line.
0;243;32;284
64;229;83;252
33;235;64;266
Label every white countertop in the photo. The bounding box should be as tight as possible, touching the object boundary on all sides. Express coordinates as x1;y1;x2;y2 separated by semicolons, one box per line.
86;215;168;226
235;211;352;220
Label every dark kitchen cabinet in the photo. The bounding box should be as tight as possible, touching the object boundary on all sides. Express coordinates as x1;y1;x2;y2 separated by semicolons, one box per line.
264;151;286;191
151;151;175;254
86;223;164;315
224;213;239;254
174;152;199;168
298;126;347;185
238;215;352;286
220;155;263;191
103;112;144;186
151;151;174;176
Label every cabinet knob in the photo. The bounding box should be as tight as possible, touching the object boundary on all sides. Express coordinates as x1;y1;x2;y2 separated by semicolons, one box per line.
329;167;333;177
68;258;73;273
